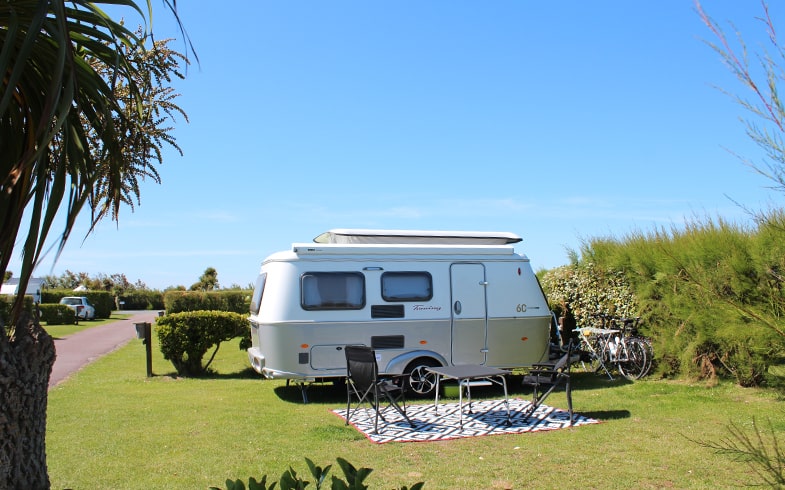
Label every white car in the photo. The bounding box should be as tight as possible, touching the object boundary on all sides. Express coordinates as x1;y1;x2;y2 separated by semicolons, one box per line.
59;296;96;320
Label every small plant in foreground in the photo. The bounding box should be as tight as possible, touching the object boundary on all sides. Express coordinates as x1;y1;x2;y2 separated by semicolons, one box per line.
689;417;785;488
210;457;425;490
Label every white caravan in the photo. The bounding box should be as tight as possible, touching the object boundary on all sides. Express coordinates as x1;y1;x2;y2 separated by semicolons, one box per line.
247;229;552;399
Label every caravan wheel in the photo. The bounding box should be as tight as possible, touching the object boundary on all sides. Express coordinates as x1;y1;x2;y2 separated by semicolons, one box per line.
405;358;440;397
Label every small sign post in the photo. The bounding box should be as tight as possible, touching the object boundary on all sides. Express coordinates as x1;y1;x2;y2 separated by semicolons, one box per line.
134;322;153;377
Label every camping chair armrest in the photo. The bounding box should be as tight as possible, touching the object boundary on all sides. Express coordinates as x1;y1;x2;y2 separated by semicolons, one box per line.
379;373;409;385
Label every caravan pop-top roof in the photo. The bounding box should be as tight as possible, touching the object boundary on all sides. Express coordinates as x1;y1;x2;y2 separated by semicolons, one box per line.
313;229;522;246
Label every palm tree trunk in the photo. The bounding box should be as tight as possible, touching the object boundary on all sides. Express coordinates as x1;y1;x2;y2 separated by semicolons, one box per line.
0;311;56;489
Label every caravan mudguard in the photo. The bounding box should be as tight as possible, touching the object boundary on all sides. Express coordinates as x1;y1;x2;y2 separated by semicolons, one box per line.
384;349;448;375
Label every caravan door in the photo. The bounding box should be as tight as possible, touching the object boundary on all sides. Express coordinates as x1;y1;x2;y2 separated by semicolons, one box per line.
450;263;488;365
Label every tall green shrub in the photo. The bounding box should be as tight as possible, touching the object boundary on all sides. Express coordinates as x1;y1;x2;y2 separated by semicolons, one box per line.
571;216;785;386
155;311;250;376
539;261;638;336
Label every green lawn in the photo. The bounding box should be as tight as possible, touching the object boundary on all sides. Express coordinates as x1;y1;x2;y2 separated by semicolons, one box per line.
46;337;784;489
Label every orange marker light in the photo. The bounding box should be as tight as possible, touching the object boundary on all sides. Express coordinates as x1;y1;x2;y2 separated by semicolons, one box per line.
300;344;309;349
521;337;528;342
419;340;427;345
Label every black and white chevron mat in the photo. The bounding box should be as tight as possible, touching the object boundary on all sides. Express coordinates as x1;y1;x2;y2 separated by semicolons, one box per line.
332;398;600;444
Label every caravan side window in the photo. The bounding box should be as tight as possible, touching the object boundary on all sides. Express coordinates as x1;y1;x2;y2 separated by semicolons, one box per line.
301;272;365;310
381;272;433;302
249;273;267;315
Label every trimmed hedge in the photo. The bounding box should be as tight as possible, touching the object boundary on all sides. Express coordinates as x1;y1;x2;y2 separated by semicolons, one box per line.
118;290;165;311
0;295;37;325
41;289;114;319
40;304;77;325
163;290;249;314
155;311;251;376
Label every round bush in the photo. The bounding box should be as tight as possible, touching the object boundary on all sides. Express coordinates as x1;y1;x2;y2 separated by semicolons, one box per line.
155;310;249;376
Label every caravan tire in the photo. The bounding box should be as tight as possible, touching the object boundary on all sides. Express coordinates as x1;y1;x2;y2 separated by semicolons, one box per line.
404;358;441;397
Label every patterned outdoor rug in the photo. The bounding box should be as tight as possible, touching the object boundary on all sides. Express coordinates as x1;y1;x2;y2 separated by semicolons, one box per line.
332;398;600;444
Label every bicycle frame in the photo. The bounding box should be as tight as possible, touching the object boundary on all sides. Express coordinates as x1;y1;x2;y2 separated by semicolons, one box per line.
575;327;619;379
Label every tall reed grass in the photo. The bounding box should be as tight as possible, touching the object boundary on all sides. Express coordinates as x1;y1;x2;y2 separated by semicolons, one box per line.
559;212;785;387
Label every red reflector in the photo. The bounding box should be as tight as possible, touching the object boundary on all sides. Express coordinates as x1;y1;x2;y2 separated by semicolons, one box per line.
521;337;528;342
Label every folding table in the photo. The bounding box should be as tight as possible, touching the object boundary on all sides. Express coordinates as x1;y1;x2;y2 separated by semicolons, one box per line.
426;365;511;429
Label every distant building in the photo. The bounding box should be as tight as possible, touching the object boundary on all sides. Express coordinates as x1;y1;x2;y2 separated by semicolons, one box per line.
0;277;45;303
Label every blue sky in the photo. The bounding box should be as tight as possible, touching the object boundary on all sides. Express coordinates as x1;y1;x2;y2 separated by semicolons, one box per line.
10;1;785;290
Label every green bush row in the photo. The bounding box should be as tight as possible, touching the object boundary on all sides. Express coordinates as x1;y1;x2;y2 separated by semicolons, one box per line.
118;290;165;311
163;290;249;314
155;311;250;376
0;298;78;326
41;290;114;319
0;295;37;325
41;289;165;316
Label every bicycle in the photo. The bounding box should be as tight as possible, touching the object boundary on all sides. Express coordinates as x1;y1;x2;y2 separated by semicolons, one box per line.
615;316;654;378
574;314;652;380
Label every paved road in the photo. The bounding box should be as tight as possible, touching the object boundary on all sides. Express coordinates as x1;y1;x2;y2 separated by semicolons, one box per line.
48;310;161;389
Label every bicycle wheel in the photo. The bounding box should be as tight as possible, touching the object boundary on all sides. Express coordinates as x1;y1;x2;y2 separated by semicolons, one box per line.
637;336;654;377
618;337;648;380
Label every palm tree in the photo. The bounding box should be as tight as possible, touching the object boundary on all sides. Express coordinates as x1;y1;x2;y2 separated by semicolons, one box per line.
0;1;189;486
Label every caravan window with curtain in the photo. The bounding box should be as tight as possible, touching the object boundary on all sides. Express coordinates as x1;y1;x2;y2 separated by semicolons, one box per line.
381;271;433;302
301;272;365;310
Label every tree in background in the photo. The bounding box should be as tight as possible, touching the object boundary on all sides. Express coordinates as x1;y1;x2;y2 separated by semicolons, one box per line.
0;1;190;486
40;270;90;290
191;266;220;291
42;270;148;293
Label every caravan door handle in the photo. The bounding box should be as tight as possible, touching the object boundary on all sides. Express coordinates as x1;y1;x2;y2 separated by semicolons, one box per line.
453;301;462;315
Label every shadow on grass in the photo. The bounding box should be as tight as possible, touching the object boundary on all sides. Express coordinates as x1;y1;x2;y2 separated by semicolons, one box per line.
569;372;634;391
580;409;632;421
153;367;262;381
274;380;347;405
269;371;639;406
206;367;260;380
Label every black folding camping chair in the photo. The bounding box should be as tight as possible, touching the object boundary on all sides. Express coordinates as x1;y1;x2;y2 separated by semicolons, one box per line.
344;345;413;434
521;339;576;425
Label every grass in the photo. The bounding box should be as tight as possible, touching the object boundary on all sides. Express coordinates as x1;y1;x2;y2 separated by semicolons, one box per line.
43;312;133;338
46;337;785;489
